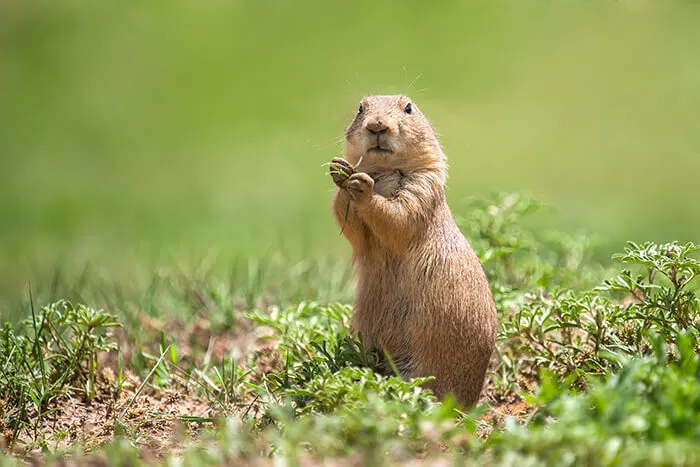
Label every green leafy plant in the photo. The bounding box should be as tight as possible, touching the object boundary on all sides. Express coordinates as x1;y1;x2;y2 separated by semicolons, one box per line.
489;334;700;467
599;241;700;342
458;193;605;292
0;300;120;446
496;240;700;397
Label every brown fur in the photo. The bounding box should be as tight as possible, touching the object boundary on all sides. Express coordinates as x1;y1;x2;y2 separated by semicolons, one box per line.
328;95;497;407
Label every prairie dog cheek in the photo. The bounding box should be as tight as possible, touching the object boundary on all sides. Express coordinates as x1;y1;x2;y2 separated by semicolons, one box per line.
343;142;365;166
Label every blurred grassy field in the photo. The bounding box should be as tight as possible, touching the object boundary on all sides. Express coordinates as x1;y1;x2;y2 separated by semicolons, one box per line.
1;0;699;298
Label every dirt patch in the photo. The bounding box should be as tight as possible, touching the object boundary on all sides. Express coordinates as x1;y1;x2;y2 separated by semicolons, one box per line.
1;303;283;465
476;394;534;439
3;366;214;463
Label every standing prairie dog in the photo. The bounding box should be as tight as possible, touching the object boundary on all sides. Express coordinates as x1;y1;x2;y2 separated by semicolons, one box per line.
329;95;497;407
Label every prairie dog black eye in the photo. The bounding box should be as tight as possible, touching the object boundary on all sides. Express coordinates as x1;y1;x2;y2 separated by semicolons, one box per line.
358;104;364;114
404;102;413;114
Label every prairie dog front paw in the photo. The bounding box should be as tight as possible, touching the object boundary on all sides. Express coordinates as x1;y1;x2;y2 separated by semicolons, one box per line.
329;157;355;187
344;172;374;203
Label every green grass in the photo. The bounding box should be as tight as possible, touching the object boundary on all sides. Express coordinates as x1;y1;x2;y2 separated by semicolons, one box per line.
1;0;700;289
1;194;699;465
2;0;700;464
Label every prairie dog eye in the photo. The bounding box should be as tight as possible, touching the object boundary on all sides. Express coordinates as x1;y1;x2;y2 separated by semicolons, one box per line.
404;102;412;114
358;104;364;114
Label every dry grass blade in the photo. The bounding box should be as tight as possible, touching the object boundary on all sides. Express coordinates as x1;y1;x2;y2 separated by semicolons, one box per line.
119;344;171;419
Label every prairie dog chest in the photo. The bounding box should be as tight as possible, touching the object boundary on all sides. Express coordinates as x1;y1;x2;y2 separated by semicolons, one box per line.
368;170;404;198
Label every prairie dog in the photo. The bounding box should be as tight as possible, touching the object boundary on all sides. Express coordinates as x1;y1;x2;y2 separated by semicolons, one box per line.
329;95;497;406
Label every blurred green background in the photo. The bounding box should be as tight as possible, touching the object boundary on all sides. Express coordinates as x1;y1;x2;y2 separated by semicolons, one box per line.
1;0;699;297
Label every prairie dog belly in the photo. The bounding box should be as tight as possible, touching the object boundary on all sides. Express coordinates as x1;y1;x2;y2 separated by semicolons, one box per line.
353;253;412;357
368;170;404;198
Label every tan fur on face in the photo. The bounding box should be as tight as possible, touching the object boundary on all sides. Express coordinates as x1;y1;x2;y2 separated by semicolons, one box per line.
329;95;498;407
344;95;447;175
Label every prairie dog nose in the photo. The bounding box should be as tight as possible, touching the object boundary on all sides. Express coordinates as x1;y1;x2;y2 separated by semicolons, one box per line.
366;119;388;135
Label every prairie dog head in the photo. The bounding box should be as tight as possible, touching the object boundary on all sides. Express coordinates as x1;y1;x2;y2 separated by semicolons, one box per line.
344;95;446;174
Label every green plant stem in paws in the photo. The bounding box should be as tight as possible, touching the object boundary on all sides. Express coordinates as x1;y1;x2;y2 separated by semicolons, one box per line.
322;160;351;179
340;200;350;235
336;155;362;235
331;167;351;178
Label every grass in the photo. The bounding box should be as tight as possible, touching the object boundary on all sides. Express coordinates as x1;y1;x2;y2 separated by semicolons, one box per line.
1;194;699;465
2;0;700;464
2;0;700;288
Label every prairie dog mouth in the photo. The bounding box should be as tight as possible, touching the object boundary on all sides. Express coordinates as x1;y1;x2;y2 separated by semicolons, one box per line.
368;145;393;154
367;135;394;154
